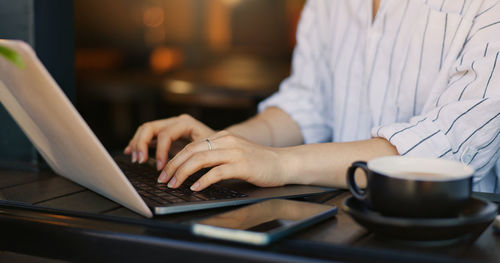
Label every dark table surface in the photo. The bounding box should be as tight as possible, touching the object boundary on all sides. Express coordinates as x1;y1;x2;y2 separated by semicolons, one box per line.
0;168;499;263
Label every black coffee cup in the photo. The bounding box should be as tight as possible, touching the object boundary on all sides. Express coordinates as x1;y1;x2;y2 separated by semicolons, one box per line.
346;156;474;218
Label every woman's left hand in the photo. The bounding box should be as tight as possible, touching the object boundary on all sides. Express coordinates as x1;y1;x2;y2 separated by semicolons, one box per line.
157;130;290;191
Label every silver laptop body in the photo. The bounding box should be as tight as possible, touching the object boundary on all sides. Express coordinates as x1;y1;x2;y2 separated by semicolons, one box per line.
0;40;332;218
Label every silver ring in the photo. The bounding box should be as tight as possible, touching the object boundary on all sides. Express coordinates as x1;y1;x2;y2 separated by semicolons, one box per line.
205;138;213;151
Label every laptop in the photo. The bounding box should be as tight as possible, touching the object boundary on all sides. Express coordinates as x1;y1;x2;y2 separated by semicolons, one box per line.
0;40;333;218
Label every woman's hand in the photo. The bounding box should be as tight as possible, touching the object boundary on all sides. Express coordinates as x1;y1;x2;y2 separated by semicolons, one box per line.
124;114;216;170
157;130;290;191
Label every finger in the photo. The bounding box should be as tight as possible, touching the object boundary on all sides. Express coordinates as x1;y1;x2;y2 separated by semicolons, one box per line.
155;133;171;171
166;149;235;188
177;114;213;141
123;145;131;154
135;115;208;164
163;139;215;180
133;124;156;163
155;120;206;171
127;119;171;162
190;164;238;191
132;119;178;163
163;133;241;179
209;131;243;150
124;138;149;154
125;130;142;161
127;124;152;162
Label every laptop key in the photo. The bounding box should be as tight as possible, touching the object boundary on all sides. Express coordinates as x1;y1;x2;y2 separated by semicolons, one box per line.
155;184;168;189
119;156;248;205
163;195;185;203
192;193;209;201
142;196;165;206
184;195;203;202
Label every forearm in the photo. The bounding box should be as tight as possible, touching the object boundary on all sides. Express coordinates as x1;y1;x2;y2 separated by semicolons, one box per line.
226;107;303;147
227;108;398;188
281;137;399;188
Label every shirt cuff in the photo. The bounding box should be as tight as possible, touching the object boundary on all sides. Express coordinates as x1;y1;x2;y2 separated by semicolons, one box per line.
371;117;452;158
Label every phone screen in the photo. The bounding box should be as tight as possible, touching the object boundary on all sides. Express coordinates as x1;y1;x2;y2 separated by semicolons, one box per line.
196;199;335;232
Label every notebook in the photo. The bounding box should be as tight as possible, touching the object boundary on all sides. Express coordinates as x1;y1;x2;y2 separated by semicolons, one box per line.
0;40;333;218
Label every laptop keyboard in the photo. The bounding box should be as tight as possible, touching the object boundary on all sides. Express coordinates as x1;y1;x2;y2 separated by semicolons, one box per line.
114;155;248;206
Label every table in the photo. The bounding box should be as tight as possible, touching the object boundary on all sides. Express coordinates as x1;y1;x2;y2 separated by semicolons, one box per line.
0;168;498;263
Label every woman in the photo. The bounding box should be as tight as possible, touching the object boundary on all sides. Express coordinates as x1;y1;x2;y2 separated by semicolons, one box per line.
125;0;500;193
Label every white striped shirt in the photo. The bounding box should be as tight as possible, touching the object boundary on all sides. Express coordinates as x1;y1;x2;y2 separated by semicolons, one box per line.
259;0;500;192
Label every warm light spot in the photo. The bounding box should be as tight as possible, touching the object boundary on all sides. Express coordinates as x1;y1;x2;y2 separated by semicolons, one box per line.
143;6;165;28
166;80;194;94
222;0;242;7
205;0;231;51
150;46;183;73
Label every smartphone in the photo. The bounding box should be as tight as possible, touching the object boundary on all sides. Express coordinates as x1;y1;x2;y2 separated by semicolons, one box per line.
493;215;500;234
191;199;337;245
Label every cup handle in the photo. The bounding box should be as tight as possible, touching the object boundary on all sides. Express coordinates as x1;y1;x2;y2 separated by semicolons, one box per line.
347;161;369;201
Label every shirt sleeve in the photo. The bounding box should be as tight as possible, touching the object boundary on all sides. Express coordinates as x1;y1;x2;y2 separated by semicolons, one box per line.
258;0;332;144
373;2;500;184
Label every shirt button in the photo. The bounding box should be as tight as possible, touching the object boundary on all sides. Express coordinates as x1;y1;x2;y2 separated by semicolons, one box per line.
461;147;476;164
462;153;473;164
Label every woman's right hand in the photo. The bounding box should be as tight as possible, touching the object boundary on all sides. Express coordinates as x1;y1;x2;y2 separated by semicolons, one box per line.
124;114;216;171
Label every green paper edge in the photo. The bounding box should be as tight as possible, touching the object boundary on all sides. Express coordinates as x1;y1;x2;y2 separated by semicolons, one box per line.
0;44;25;69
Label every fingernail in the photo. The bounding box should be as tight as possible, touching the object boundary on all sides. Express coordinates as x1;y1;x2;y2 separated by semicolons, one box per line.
158;170;167;183
132;152;137;163
190;182;200;191
167;177;176;188
139;152;144;163
156;160;163;171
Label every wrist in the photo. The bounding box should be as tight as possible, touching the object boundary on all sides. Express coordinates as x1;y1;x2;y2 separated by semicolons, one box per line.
277;147;308;185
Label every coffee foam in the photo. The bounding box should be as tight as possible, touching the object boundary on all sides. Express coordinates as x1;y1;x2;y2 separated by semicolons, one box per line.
368;156;474;181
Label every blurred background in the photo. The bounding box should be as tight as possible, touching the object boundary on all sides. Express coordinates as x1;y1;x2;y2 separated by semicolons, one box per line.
74;0;305;151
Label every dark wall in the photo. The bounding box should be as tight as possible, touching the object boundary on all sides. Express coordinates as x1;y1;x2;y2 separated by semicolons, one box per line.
0;0;74;170
34;1;75;101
